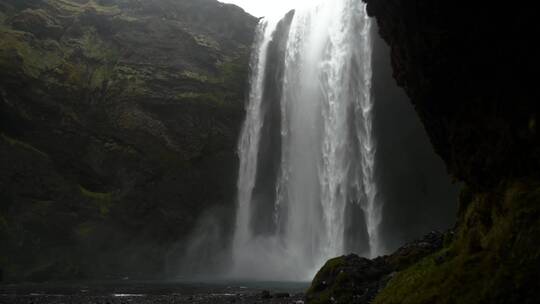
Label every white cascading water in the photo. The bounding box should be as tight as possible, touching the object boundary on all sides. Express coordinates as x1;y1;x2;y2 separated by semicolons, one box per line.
231;0;380;281
233;18;277;258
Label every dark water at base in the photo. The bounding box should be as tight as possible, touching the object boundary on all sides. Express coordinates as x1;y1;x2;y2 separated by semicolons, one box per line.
0;281;308;304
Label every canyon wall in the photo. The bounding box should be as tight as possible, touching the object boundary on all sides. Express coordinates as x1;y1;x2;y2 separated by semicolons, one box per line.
364;1;539;303
0;0;257;281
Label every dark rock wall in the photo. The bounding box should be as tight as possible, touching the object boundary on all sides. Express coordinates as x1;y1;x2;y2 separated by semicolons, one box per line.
362;0;540;303
306;231;446;304
364;0;538;189
371;25;460;252
0;0;257;281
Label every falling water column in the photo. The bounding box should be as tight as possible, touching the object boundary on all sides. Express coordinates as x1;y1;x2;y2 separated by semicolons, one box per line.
233;20;275;255
232;0;381;281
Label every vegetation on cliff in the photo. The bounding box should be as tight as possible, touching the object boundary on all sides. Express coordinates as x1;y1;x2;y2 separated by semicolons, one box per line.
375;181;540;304
306;232;445;304
0;0;257;281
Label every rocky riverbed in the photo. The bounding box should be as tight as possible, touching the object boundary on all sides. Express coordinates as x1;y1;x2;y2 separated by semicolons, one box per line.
0;281;307;304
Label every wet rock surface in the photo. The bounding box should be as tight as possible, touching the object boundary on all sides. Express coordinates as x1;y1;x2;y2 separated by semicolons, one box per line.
0;282;307;304
362;0;538;189
0;293;306;304
356;1;540;303
0;0;257;281
306;231;445;304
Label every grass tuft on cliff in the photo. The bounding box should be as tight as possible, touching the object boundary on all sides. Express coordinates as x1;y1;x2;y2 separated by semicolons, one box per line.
373;180;540;304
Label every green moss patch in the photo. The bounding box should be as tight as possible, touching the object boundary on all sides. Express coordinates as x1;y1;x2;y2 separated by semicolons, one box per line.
75;221;96;238
0;11;7;24
77;29;118;62
217;56;250;96
194;34;220;50
0;28;64;78
307;255;392;304
0;214;8;236
373;180;540;304
307;257;350;304
79;185;113;217
47;0;120;15
1;133;48;158
182;70;211;83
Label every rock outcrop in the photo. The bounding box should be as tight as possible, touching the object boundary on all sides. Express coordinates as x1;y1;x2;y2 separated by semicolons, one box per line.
345;1;538;303
0;0;257;281
306;231;446;304
311;1;539;303
363;0;538;189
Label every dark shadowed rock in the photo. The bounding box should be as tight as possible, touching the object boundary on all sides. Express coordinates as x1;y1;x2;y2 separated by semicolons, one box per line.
359;1;540;303
0;0;257;281
261;290;271;299
11;9;63;39
385;230;444;271
307;255;390;304
362;0;538;190
306;231;445;304
274;292;290;298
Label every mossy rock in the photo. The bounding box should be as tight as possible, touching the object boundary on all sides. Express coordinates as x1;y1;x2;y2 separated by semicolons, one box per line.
0;0;257;282
10;9;63;39
1;133;48;158
0;28;64;78
307;231;447;304
373;180;540;304
385;230;445;271
306;255;392;304
79;185;115;217
0;11;7;24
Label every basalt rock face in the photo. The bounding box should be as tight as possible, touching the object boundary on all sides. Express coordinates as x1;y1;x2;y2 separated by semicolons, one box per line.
359;1;540;303
0;0;257;281
363;0;538;189
306;231;445;304
307;255;391;304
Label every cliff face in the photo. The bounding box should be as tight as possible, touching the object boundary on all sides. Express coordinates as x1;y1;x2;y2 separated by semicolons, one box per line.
362;1;539;303
364;1;538;189
0;0;257;281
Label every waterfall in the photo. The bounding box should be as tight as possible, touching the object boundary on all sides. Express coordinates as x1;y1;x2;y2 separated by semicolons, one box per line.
233;19;276;254
232;0;380;281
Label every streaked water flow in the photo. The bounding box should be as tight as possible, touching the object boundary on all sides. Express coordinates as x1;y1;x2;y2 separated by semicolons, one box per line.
232;0;380;280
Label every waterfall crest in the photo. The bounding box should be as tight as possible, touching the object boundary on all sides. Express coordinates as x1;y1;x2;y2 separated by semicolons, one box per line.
232;0;380;281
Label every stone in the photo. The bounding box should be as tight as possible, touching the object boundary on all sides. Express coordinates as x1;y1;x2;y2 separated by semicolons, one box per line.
261;290;271;299
0;0;258;282
306;231;446;304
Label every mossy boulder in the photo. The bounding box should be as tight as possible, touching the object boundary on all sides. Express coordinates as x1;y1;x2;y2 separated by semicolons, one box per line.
307;231;445;304
372;181;540;304
10;9;63;40
307;255;391;304
385;230;445;271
